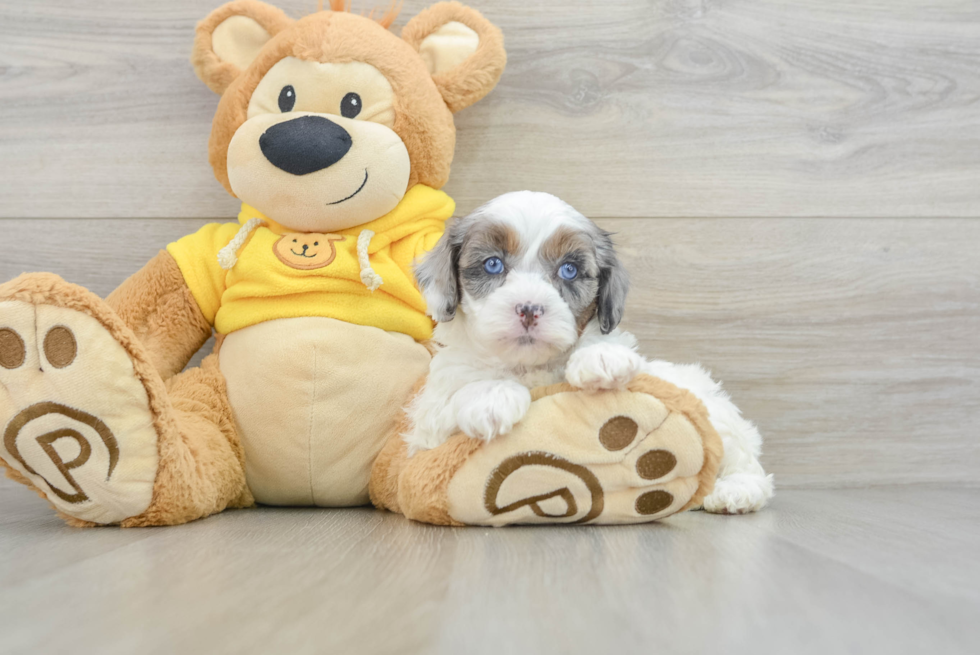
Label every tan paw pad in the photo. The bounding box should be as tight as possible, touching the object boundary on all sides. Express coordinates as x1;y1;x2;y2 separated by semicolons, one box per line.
0;300;158;524
445;384;708;526
599;475;699;522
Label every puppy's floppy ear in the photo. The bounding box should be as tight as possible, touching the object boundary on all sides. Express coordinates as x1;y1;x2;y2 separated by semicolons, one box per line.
192;0;293;94
416;217;467;322
401;2;506;113
594;229;630;334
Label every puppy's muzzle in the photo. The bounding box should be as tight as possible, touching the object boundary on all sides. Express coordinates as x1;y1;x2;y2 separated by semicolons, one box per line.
516;303;544;329
259;115;352;176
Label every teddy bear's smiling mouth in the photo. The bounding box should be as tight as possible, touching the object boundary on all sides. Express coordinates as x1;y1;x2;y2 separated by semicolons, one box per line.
326;169;369;206
290;249;318;258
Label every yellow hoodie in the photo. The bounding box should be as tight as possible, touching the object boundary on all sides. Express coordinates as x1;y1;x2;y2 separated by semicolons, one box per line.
166;185;453;340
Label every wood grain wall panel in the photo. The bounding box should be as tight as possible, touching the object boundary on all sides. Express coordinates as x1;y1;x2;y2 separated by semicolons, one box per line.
1;1;978;218
2;217;976;487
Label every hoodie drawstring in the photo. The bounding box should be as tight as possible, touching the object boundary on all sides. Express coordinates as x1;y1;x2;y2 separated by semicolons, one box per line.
217;217;265;270
357;230;384;291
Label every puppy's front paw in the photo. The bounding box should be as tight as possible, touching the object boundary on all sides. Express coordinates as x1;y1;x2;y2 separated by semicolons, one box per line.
455;381;532;442
566;344;644;391
701;473;775;515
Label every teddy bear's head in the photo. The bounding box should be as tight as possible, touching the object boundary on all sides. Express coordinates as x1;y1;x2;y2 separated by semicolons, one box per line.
192;0;505;233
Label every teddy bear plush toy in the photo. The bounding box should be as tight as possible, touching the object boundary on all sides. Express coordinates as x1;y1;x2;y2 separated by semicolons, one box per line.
0;0;721;528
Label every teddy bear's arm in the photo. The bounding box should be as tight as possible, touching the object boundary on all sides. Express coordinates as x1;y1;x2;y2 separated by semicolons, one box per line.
106;251;212;381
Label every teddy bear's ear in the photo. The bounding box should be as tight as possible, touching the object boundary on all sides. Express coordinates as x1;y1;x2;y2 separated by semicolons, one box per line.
401;2;506;113
192;0;294;94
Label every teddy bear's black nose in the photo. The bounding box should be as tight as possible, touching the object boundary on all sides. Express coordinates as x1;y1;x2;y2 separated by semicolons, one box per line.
259;115;352;176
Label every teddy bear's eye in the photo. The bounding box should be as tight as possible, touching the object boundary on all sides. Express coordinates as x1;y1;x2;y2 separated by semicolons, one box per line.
314;241;319;246
278;85;296;113
340;92;362;119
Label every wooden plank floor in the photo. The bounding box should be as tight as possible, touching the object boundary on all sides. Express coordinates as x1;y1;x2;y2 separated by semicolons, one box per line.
0;478;977;655
1;0;978;218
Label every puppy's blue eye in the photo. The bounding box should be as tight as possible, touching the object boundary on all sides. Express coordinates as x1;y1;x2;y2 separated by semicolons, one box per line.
559;263;578;280
484;257;504;275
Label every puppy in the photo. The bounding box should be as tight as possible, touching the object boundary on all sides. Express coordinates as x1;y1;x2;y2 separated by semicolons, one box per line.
406;191;774;514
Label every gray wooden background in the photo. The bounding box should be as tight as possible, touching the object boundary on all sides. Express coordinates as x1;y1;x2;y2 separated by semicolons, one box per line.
1;0;978;489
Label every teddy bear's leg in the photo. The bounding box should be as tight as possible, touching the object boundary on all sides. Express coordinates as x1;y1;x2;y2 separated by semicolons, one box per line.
0;273;249;527
370;375;725;526
121;352;253;527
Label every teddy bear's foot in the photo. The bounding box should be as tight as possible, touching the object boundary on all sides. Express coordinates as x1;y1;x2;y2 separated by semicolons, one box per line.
445;377;721;525
373;375;724;526
0;274;163;525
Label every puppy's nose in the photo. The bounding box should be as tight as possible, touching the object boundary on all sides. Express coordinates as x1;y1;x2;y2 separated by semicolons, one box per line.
302;244;309;251
260;115;352;176
516;303;544;329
